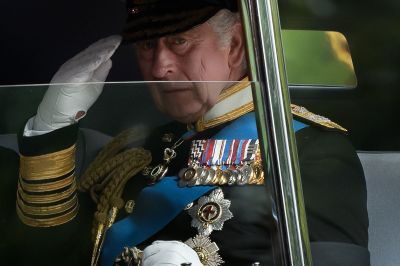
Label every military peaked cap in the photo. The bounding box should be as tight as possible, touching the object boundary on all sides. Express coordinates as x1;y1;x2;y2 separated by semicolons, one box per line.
122;0;238;43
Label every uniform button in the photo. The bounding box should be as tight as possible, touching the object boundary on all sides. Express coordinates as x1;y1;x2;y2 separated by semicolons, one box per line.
124;200;135;214
162;133;174;143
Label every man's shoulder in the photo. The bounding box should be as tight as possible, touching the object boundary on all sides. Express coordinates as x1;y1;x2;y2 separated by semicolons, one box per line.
292;105;359;173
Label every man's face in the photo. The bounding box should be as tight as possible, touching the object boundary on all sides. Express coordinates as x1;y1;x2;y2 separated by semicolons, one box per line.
135;22;237;123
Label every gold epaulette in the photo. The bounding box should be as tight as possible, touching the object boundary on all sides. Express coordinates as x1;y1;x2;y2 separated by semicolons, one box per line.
291;104;347;133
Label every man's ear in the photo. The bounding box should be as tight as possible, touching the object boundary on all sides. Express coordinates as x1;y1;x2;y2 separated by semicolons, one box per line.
228;23;246;70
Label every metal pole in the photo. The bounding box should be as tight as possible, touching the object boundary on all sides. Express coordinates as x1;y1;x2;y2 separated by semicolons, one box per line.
239;0;313;265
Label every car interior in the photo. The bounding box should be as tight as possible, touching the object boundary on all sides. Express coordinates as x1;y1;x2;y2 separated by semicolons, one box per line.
0;0;399;265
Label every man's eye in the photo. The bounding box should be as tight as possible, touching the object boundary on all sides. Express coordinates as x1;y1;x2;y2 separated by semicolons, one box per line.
171;37;187;45
137;40;156;50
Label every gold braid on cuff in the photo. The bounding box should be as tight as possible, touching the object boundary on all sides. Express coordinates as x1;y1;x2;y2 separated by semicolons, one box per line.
20;145;76;180
17;144;78;227
16;202;79;228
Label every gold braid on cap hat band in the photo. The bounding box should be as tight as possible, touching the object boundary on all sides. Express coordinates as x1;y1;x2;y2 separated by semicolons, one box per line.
17;144;78;227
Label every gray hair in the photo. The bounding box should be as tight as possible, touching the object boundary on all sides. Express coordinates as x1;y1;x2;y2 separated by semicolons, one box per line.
207;9;241;47
207;9;247;74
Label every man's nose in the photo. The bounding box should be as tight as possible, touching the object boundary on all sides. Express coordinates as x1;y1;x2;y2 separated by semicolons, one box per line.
151;39;175;79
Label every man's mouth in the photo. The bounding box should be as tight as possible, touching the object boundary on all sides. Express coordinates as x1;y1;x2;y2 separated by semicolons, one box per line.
162;88;190;94
157;82;193;94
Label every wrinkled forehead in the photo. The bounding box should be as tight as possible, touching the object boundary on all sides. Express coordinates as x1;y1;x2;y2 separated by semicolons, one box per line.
121;0;238;44
133;23;211;47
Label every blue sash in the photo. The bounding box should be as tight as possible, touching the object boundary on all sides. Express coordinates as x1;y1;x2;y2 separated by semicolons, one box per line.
101;112;307;265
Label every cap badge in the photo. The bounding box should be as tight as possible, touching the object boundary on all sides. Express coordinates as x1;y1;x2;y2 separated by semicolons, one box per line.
130;7;140;14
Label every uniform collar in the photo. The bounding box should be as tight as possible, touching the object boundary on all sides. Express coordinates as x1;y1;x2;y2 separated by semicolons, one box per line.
194;77;254;132
193;78;347;133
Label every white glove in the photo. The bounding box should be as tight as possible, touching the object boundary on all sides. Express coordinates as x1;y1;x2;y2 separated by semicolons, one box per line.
33;35;122;131
142;240;203;266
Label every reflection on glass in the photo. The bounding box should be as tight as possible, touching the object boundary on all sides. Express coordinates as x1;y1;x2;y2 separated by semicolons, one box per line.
2;81;276;266
0;80;368;266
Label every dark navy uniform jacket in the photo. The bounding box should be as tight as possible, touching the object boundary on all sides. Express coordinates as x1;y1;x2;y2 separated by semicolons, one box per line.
0;108;369;265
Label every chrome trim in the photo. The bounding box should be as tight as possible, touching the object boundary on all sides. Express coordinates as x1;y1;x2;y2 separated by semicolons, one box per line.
240;0;313;265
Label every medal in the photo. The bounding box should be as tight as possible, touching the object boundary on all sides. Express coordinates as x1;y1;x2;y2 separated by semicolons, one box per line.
182;138;264;186
188;188;233;236
203;168;215;184
185;235;224;266
179;164;264;186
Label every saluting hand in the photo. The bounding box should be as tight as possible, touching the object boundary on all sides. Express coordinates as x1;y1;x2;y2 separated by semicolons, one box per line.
33;35;122;131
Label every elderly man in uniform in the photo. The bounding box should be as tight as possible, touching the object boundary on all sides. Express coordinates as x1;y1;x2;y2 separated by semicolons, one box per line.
0;0;369;265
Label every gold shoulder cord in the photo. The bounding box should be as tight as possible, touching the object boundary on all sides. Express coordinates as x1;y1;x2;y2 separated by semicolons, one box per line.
17;144;79;227
76;128;152;266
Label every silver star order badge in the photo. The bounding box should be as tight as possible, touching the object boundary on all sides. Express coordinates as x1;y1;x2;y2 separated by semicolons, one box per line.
188;188;233;236
185;234;224;266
